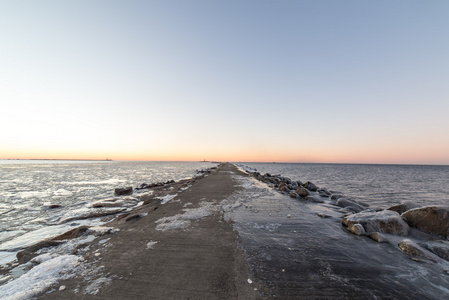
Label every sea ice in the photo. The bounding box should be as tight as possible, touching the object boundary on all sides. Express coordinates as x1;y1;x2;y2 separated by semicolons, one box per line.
0;255;81;299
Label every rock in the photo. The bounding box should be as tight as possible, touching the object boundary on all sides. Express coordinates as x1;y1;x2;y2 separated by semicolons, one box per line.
278;182;287;189
302;181;318;192
92;198;138;208
52;226;89;240
58;207;127;224
331;193;344;200
139;194;154;204
420;241;449;261
317;213;331;218
295;187;310;198
48;204;62;209
369;232;388;243
114;187;133;196
17;240;65;264
398;239;427;256
336;198;366;213
402;206;449;238
306;196;325;203
387;201;420;214
279;186;290;192
289;191;298;198
349;224;367;236
317;188;331;196
398;239;441;262
290;182;299;190
342;210;410;236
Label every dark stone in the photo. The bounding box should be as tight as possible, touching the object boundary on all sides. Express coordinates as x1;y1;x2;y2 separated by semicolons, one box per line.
17;240;65;264
295;186;309;198
302;181;318;191
52;226;89;240
114;187;133;196
48;204;62;209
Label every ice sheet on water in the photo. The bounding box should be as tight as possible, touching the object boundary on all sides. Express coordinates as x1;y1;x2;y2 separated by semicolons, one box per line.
0;252;17;266
0;255;81;299
15;191;50;199
61;179;125;185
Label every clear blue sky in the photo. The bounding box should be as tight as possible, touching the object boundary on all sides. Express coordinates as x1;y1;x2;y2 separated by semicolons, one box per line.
1;1;448;164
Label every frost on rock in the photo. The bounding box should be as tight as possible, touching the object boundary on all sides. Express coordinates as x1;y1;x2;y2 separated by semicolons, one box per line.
342;210;410;236
0;255;81;299
155;202;216;231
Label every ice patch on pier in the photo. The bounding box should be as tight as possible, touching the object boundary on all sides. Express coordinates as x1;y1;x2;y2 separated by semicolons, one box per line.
155;202;216;231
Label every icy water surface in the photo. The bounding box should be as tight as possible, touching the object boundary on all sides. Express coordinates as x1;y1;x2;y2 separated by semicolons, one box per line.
241;163;449;209
0;160;216;268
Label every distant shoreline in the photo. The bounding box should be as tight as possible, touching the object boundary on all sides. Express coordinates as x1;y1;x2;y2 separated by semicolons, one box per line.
0;158;113;162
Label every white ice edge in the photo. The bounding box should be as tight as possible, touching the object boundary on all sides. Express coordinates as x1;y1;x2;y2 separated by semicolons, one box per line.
0;255;81;299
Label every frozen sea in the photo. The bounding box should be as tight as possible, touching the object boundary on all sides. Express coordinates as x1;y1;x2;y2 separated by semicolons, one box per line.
0;160;216;270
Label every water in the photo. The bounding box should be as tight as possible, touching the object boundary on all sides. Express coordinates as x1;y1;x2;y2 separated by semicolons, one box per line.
0;160;216;262
241;163;449;209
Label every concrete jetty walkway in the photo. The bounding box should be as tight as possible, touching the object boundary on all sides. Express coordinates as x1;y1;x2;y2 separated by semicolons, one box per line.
42;163;257;299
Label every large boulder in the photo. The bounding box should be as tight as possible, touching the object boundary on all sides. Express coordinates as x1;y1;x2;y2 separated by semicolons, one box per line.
343;210;410;236
402;206;449;238
387;201;420;215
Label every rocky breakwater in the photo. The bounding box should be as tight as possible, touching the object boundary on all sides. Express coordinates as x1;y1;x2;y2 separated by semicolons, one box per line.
237;164;449;267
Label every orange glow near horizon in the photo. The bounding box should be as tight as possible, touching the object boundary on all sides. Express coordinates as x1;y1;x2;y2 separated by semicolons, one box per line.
2;147;448;165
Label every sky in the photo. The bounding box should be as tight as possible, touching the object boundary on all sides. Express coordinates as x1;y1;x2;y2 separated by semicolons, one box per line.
1;1;449;164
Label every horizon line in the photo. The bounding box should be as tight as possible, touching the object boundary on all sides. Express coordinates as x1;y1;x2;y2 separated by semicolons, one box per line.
1;158;448;167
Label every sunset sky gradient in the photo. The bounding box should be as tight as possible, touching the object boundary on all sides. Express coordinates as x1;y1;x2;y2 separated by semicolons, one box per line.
1;1;449;164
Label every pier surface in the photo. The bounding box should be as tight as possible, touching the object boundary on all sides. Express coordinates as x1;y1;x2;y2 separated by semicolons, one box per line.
41;163;449;299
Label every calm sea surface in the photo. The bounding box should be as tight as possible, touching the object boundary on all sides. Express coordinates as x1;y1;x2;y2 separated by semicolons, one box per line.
241;162;449;209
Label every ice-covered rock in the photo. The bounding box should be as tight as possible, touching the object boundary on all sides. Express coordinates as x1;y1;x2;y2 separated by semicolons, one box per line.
336;198;366;213
331;193;344;200
420;240;449;261
342;210;410;236
306;196;325;203
387;201;420;214
369;232;388;243
349;224;367;236
398;239;442;262
402;206;449;238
